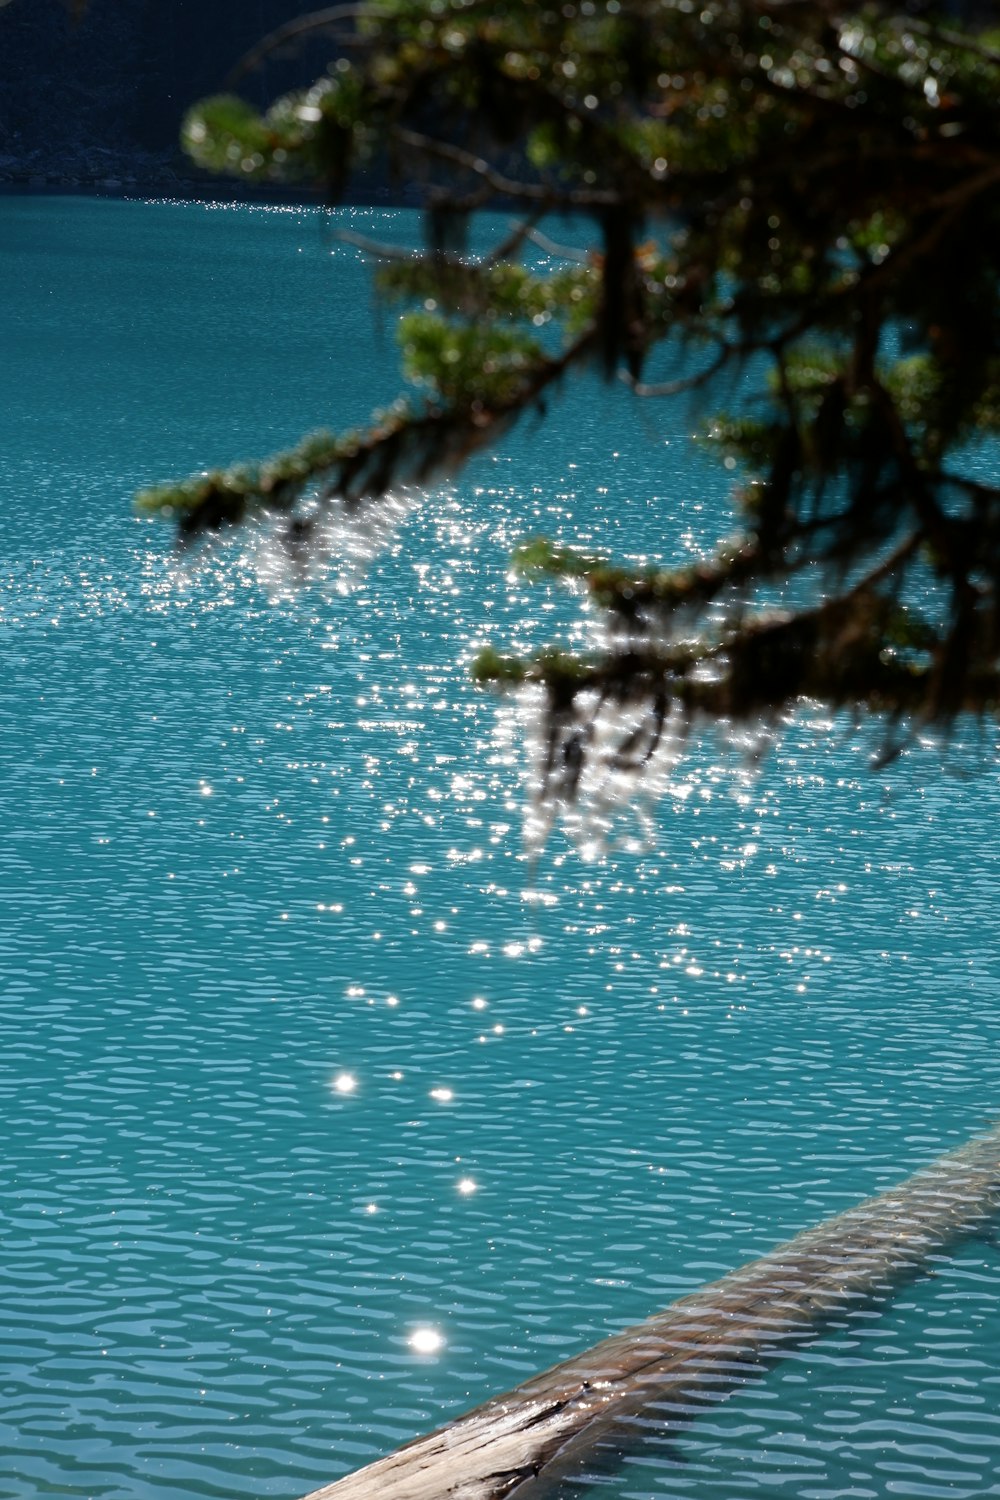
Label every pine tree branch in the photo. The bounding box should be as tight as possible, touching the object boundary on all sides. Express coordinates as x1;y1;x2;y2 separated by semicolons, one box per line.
145;327;600;541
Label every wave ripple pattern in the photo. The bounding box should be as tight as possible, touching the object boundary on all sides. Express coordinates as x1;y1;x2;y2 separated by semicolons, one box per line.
2;198;1000;1500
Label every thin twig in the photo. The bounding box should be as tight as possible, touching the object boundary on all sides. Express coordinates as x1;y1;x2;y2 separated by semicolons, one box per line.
334;226;423;261
524;226;592;263
939;472;1000;503
481;216;540;265
620;342;734;398
227;3;372;84
335;216;547;271
394;127;620;207
891;14;1000;68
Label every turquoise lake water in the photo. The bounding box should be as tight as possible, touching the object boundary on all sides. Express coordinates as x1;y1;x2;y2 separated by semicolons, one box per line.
3;195;1000;1499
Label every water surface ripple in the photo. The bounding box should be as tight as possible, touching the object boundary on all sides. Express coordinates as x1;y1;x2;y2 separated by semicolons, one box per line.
2;197;1000;1499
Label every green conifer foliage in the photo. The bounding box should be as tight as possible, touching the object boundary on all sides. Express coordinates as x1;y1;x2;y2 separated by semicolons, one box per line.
139;1;1000;805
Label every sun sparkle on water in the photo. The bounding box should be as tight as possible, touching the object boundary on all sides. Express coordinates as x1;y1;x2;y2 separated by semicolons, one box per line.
408;1327;444;1355
7;196;1000;1500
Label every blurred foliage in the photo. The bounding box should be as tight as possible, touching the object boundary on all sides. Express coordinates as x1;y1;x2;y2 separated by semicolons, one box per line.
142;0;1000;806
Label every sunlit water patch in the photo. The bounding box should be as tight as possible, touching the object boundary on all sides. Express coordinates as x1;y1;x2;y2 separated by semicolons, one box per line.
2;196;1000;1500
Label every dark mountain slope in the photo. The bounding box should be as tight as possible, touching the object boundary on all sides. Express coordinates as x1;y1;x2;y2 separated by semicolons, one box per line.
0;0;343;193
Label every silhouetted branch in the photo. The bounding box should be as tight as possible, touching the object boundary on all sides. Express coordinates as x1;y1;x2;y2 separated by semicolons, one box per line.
227;4;372;84
394;128;620;208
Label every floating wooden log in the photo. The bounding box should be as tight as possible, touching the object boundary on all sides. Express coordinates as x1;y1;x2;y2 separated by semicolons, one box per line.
300;1122;1000;1500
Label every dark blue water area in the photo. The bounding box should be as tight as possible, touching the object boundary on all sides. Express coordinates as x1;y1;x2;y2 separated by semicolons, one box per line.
2;196;1000;1499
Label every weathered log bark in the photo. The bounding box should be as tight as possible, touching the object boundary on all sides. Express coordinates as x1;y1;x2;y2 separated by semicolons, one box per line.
300;1122;1000;1500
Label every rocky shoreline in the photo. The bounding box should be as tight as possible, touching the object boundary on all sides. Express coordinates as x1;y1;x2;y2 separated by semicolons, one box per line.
0;145;197;198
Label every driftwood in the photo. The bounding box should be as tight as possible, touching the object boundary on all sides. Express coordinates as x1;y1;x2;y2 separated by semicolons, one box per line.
300;1122;1000;1500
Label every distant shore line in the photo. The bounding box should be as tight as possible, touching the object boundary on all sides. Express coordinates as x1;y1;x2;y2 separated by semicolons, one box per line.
0;170;418;211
